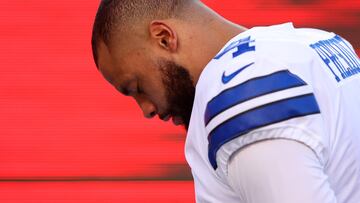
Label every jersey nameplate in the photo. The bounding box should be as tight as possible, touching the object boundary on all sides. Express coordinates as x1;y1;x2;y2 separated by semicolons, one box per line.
310;35;360;82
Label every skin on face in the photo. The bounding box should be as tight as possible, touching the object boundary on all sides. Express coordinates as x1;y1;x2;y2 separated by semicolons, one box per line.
96;21;190;126
97;40;166;118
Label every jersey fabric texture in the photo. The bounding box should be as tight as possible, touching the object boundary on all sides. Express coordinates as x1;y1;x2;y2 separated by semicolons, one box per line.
184;23;360;202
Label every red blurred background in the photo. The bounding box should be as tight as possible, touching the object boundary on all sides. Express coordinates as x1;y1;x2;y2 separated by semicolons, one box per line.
0;0;359;202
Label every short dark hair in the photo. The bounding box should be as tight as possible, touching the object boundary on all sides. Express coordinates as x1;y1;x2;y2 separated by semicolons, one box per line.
91;0;191;67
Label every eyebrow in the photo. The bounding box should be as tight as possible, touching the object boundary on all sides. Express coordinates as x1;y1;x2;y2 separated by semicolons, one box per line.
100;69;114;85
115;85;128;96
116;78;134;96
121;87;130;96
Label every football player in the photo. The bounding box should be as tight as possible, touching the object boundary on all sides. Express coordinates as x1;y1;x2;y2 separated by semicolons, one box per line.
91;1;360;202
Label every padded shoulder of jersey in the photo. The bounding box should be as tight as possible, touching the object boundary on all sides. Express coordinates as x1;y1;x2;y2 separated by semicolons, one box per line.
197;24;327;177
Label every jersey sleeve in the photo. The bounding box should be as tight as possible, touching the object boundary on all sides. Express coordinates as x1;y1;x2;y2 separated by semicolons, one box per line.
227;139;337;203
203;48;327;178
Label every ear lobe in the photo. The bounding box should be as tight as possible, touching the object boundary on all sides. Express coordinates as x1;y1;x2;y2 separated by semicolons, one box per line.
149;20;177;52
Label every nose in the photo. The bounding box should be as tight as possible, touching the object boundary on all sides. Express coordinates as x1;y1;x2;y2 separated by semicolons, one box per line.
135;96;157;119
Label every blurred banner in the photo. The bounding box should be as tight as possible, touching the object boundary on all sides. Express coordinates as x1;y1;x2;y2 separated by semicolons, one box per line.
0;0;359;202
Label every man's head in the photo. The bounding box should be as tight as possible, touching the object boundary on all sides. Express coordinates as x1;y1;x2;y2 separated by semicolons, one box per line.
91;0;243;129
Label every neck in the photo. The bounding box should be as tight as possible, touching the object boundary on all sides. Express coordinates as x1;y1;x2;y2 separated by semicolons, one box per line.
182;4;247;86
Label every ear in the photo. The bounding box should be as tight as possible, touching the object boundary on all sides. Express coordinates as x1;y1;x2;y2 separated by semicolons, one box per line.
149;20;178;52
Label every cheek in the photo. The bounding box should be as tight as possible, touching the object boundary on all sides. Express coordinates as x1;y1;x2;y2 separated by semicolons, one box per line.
141;75;168;111
136;57;169;111
150;81;168;109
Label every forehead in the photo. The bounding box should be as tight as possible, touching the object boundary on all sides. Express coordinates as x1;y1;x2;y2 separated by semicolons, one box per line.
96;40;118;84
96;38;155;87
96;39;141;87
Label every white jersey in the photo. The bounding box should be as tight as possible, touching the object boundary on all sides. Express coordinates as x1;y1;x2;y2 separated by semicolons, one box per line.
185;23;360;202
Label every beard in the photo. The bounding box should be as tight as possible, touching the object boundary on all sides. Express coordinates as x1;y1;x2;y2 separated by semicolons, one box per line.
158;59;196;131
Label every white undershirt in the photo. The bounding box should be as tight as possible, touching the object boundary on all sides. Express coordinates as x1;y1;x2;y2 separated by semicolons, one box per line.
227;139;338;203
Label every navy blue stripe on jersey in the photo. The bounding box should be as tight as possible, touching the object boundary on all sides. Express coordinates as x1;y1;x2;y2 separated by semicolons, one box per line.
208;93;320;170
204;70;307;126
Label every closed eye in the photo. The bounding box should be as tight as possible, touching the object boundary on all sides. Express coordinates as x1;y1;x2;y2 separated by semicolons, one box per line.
115;85;131;96
137;84;143;94
122;88;130;96
116;78;140;97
